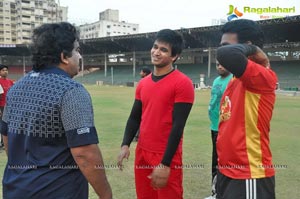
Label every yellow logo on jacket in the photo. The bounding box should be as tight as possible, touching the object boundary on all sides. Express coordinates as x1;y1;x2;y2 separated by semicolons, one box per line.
220;96;231;122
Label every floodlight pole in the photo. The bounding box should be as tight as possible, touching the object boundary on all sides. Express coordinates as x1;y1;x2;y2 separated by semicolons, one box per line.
207;47;211;79
23;56;26;76
104;53;107;77
133;51;136;77
81;58;84;77
111;66;114;85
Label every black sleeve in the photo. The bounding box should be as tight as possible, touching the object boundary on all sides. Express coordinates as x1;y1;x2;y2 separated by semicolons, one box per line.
161;102;193;167
217;44;257;78
121;99;142;147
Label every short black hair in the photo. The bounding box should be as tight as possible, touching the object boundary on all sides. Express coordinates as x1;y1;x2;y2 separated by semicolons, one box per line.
221;19;264;48
155;29;185;57
141;67;151;75
31;22;80;71
0;64;8;70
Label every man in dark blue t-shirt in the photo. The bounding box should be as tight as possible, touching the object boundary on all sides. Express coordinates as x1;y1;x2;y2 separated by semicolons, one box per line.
1;22;112;199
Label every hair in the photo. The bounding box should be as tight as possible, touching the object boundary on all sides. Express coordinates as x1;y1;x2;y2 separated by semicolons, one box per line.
155;29;185;57
221;19;264;48
0;64;8;70
141;67;151;76
31;22;80;71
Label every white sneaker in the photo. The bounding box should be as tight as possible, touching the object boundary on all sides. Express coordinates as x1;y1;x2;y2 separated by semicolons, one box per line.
212;175;217;194
204;175;217;199
204;194;216;199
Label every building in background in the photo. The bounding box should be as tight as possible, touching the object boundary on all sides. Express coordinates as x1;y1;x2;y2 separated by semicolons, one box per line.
211;18;227;26
0;0;67;45
78;9;139;39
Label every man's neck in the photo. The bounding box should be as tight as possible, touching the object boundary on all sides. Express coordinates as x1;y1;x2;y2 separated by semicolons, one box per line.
154;65;174;76
220;73;231;79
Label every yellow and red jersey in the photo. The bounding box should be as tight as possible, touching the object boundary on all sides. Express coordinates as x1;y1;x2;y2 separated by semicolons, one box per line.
217;59;277;179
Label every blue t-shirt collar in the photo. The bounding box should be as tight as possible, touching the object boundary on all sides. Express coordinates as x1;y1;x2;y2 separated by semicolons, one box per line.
37;66;71;78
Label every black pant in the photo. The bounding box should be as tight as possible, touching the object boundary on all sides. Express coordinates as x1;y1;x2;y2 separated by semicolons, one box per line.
211;130;218;182
217;171;275;199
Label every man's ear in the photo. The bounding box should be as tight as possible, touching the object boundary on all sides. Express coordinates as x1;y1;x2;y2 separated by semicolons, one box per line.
60;52;68;65
172;54;179;62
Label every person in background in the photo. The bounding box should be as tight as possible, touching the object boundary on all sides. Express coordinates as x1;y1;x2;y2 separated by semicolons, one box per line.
216;19;277;199
1;22;112;199
118;29;194;199
205;61;232;199
139;67;152;78
0;64;14;149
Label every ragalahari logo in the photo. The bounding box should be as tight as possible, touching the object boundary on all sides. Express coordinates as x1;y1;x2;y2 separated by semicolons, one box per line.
227;5;243;21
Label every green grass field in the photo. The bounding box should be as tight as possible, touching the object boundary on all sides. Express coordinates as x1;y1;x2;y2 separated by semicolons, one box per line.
0;85;299;199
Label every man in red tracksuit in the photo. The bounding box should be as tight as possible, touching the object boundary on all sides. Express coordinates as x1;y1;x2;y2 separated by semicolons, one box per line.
118;29;194;199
